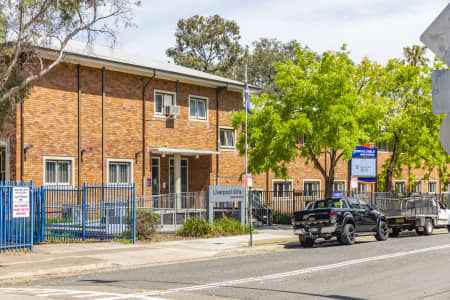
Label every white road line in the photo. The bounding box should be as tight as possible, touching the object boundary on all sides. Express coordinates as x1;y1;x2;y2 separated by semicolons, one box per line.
143;243;450;296
0;288;169;300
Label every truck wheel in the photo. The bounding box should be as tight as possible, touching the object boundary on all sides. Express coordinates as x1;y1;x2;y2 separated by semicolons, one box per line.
340;223;356;245
375;220;389;241
424;219;434;236
299;237;315;248
390;229;400;238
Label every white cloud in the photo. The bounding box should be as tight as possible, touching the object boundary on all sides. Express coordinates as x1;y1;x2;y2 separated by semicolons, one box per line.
113;0;449;64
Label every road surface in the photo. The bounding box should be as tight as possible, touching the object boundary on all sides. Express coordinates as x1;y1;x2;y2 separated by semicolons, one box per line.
2;231;450;299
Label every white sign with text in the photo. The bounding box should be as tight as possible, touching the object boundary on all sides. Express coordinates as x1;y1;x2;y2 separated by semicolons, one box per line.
13;187;30;218
351;158;376;178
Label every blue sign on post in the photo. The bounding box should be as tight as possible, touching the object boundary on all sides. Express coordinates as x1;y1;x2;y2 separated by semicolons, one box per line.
147;178;152;187
352;145;376;158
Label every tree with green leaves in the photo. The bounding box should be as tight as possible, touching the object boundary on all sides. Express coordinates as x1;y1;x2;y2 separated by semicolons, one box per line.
0;0;139;127
232;46;384;198
166;14;244;78
374;48;449;193
237;38;299;94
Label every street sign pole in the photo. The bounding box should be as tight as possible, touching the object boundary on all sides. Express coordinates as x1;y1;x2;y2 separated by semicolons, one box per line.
421;3;450;154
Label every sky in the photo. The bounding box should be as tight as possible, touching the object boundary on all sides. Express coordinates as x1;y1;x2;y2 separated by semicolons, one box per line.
112;0;449;65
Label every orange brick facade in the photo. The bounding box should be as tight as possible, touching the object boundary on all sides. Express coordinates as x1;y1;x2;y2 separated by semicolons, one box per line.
0;60;445;195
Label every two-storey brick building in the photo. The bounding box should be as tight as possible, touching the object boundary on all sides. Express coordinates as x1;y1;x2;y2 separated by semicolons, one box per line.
0;40;445;198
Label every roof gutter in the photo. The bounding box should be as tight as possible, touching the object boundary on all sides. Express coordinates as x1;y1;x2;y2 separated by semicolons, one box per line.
36;47;258;92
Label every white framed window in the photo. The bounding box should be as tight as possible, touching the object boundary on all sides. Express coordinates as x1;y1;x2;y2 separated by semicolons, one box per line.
304;180;321;197
189;95;208;120
428;181;437;194
412;181;422;194
43;156;74;186
333;180;346;192
273;180;292;198
354;183;368;194
219;127;235;149
107;159;133;184
394;181;406;193
442;183;450;193
154;90;176;116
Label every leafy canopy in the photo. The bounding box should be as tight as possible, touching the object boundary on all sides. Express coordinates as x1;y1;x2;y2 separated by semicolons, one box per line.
166;14;244;77
232;46;384;196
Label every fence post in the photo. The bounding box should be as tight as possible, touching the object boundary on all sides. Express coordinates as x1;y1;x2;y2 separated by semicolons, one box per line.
30;187;34;252
292;190;295;214
133;183;136;244
82;183;86;241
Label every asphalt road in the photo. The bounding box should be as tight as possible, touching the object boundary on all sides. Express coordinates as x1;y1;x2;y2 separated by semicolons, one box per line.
3;231;450;300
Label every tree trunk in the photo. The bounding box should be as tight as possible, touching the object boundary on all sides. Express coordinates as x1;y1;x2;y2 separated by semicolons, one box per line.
324;175;334;199
384;136;399;193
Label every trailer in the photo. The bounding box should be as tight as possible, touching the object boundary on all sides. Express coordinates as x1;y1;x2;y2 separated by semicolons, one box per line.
372;195;450;237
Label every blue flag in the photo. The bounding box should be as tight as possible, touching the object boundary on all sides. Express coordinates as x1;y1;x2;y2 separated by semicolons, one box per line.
244;81;253;114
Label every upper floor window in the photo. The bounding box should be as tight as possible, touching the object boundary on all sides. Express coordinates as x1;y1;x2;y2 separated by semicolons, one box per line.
108;161;132;184
154;91;176;115
45;158;72;185
376;142;388;152
189;96;207;120
219;127;235;148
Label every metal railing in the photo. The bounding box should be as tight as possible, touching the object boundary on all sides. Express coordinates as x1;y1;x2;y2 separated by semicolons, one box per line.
41;183;136;242
136;192;207;227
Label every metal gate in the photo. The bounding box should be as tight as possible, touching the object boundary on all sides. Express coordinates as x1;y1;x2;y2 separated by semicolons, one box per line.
0;182;35;252
40;183;136;243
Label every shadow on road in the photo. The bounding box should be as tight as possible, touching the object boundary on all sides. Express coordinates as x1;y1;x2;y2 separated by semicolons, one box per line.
284;239;370;249
224;285;366;300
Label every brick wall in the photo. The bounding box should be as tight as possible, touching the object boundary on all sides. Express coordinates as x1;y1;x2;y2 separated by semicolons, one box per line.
4;61;446;195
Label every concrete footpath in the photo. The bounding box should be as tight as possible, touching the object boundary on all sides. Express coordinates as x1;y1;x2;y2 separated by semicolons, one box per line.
0;225;300;283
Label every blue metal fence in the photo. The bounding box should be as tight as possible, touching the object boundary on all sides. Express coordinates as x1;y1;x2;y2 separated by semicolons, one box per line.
42;183;136;243
0;181;35;252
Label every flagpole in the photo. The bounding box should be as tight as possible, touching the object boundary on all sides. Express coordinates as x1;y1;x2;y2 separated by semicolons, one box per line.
244;64;253;247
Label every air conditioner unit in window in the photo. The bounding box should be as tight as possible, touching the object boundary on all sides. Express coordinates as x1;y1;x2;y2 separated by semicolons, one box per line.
164;105;180;116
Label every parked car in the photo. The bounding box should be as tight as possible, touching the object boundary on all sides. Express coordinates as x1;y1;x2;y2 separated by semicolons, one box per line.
292;198;389;247
372;195;450;237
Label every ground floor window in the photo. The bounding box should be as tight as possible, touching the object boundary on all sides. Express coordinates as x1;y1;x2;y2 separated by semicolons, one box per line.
304;180;320;196
395;181;405;193
333;181;345;192
357;183;368;194
0;146;5;182
108;160;132;184
428;181;437;194
273;180;292;198
44;158;73;185
412;181;422;194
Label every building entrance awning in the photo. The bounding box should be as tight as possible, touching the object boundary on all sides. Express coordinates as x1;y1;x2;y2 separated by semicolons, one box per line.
149;146;219;156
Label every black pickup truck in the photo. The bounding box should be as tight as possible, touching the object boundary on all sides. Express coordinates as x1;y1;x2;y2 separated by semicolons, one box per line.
292;198;389;247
